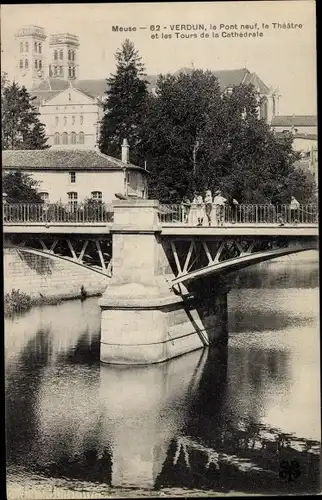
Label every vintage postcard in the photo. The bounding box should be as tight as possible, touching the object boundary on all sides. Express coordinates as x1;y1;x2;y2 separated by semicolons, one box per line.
2;0;319;498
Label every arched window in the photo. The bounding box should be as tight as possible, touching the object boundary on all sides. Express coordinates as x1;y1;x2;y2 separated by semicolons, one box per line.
49;65;52;77
80;115;83;125
54;132;60;145
19;60;23;69
59;66;63;76
68;93;72;101
34;41;37;52
68;49;71;60
25;59;29;69
72;116;75;125
72;51;75;62
59;49;63;60
67;192;78;212
78;132;85;144
55;116;59;126
39;192;49;202
39;60;42;70
260;97;268;121
72;67;76;78
91;191;102;201
53;66;57;77
38;43;42;54
25;42;29;52
62;132;68;144
54;50;58;61
34;60;38;69
68;66;71;78
64;116;67;126
20;42;23;53
70;132;76;144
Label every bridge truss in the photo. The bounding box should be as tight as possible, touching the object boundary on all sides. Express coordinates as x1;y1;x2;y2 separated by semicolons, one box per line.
167;236;316;288
6;234;113;277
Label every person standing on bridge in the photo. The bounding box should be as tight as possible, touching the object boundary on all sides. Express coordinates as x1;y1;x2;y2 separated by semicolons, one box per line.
204;190;213;226
290;196;300;224
213;190;227;226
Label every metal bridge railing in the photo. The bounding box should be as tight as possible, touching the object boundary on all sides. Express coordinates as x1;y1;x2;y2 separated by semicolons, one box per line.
3;203;114;224
158;204;319;225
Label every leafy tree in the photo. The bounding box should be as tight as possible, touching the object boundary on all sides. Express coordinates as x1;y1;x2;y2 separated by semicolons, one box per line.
3;171;42;203
1;81;48;150
99;39;149;164
141;70;316;204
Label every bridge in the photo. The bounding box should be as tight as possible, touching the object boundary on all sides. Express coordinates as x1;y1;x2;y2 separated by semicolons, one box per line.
4;200;318;365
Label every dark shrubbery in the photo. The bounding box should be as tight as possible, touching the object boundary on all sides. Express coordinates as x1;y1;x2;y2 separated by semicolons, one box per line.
4;289;62;317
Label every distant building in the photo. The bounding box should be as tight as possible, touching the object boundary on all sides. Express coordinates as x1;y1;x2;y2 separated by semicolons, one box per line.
272;115;318;186
29;79;106;149
2;143;149;204
13;25;275;148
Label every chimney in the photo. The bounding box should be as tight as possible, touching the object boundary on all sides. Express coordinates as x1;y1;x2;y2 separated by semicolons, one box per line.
121;138;129;164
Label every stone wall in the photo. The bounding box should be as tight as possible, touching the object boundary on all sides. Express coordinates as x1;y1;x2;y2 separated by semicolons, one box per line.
3;248;108;300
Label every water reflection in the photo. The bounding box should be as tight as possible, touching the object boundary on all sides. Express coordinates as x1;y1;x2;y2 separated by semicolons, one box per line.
5;261;320;494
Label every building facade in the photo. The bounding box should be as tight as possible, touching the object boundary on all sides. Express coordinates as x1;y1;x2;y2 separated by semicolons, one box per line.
271;115;318;186
2;147;149;204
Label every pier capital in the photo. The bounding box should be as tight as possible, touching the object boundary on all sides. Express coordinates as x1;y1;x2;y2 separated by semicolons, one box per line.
111;199;160;228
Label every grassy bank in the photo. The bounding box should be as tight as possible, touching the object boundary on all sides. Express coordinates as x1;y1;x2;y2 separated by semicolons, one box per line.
4;289;62;317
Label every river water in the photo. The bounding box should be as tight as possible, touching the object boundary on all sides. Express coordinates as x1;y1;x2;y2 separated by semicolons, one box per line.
5;257;320;497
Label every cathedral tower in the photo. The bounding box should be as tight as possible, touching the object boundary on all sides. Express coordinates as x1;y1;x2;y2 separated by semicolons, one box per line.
48;33;79;80
15;25;47;89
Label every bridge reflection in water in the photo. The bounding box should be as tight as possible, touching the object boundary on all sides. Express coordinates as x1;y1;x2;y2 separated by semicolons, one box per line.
5;289;320;494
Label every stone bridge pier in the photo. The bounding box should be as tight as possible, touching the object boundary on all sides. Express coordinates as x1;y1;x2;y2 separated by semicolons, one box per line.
99;200;229;365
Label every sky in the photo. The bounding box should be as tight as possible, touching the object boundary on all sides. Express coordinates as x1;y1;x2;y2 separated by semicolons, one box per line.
1;1;317;115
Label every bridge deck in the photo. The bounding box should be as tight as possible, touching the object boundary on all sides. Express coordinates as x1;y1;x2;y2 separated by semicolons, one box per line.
3;222;318;237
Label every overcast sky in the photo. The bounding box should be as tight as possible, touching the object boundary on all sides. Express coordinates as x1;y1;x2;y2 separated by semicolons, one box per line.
1;1;317;115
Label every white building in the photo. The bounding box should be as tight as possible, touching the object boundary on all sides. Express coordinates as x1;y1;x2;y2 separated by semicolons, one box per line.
2;142;149;204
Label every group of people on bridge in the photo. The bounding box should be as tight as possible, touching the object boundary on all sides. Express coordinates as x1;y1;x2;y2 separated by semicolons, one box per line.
180;191;302;226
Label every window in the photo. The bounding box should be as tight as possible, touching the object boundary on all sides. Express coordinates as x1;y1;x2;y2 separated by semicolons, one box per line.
72;67;75;78
54;50;58;61
59;49;63;60
38;43;42;54
68;192;78;211
80;115;83;125
62;132;68;144
34;41;37;52
69;172;76;183
49;65;52;77
53;66;57;77
25;59;28;69
59;66;63;76
55;116;59;126
35;60;38;69
78;131;85;144
69;93;72;101
39;192;49;202
20;42;23;52
39;60;42;70
72;116;75;125
19;60;23;69
25;42;29;52
71;50;75;61
68;49;71;61
91;191;102;201
54;132;60;145
70;132;76;144
64;116;67;126
68;66;71;78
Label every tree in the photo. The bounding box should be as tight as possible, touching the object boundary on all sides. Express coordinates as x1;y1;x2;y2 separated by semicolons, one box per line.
99;39;149;164
140;70;223;202
1;81;48;150
141;70;316;204
3;171;42;203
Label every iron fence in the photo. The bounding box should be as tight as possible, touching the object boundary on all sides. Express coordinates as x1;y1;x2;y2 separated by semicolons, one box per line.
3;203;114;223
158;204;319;225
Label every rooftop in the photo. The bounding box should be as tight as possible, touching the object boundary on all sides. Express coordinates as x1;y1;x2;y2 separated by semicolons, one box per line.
2;148;147;173
30;67;270;106
271;115;317;127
